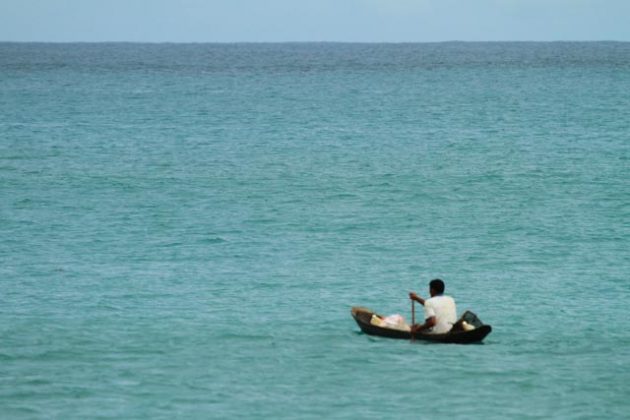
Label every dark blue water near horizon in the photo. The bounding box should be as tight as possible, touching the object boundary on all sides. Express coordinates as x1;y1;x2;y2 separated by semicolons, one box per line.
1;42;629;419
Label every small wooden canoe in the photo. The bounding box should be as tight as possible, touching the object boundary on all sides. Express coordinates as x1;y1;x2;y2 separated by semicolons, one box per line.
351;306;492;344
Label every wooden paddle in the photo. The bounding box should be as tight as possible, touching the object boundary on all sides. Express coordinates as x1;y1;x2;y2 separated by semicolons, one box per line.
411;299;416;341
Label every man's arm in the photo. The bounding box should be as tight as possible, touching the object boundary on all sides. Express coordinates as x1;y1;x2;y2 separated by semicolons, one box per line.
409;292;425;305
411;316;436;333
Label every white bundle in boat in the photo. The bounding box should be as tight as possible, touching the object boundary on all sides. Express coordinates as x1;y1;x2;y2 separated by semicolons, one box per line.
370;314;411;332
461;320;475;331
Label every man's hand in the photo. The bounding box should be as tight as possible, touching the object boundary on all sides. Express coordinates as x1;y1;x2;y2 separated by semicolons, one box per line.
409;292;425;305
410;317;436;334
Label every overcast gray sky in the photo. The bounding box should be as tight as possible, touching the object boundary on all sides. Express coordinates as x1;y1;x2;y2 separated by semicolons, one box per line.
1;0;629;42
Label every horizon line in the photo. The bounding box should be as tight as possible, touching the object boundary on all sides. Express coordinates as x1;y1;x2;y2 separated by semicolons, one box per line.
1;40;629;45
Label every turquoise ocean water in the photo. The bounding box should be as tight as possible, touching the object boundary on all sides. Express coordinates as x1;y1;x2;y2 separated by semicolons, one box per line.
1;43;629;418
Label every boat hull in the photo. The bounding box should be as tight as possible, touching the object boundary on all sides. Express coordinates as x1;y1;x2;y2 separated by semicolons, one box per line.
351;307;492;344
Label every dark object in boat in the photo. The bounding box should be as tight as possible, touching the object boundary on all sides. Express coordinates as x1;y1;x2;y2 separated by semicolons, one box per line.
351;306;492;344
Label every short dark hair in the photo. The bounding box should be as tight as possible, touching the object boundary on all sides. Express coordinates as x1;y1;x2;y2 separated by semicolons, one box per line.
429;279;445;294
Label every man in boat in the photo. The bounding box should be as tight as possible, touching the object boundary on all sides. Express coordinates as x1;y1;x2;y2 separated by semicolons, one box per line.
409;279;457;334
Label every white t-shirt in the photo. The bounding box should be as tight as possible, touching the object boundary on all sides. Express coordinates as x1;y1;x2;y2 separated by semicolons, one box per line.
423;295;457;334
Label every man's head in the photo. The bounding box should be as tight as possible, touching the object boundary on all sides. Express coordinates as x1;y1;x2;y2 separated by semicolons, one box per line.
429;279;445;297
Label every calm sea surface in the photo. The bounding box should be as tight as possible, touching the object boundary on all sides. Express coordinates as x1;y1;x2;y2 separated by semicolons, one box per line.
1;43;629;419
